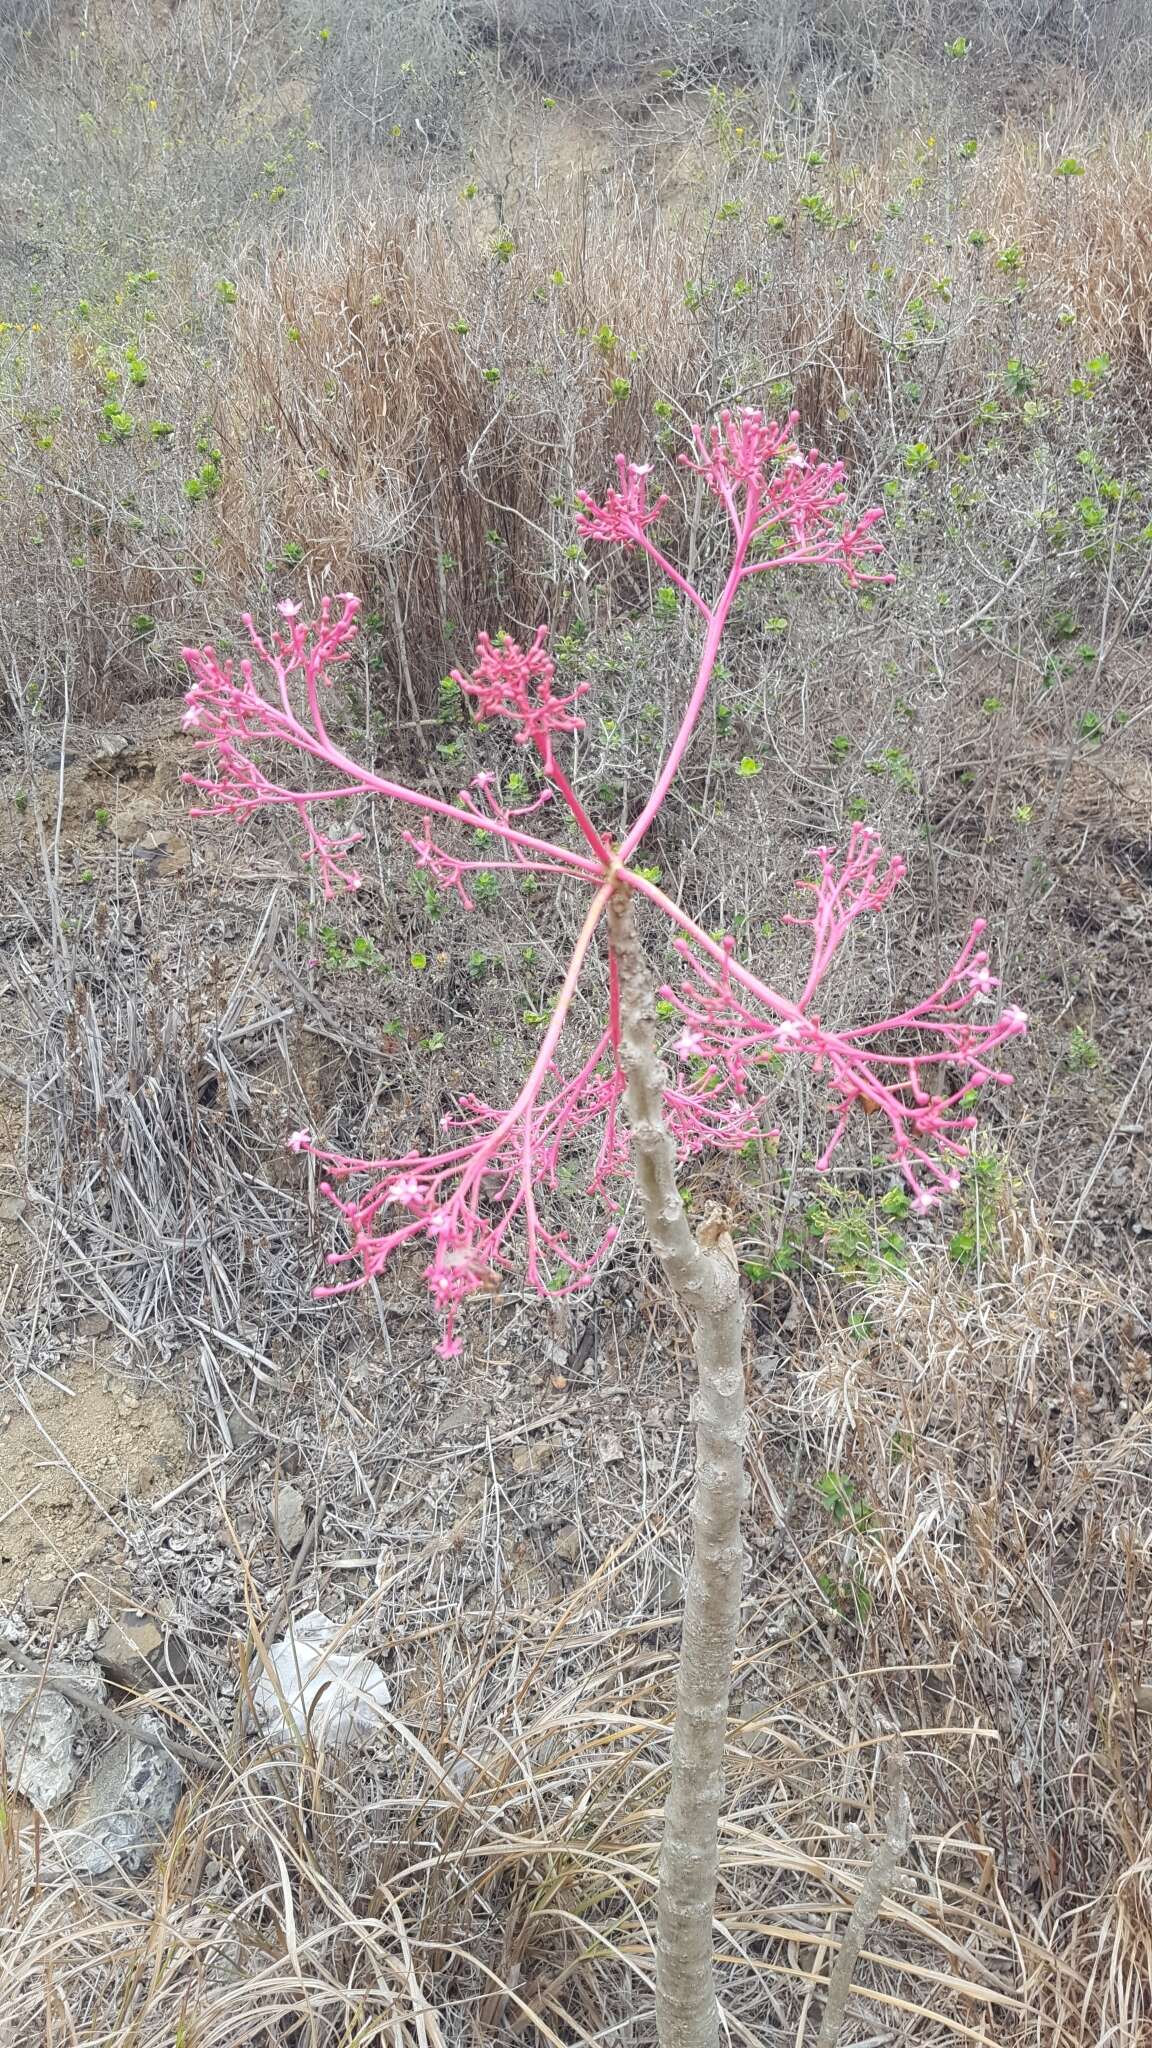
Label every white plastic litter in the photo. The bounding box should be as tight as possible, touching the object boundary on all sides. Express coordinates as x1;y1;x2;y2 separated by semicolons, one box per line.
250;1611;392;1751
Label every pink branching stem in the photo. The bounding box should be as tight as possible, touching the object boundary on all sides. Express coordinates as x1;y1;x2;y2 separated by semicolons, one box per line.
624;843;1025;1211
184;407;1023;1354
309;881;616;1356
618;501;754;861
182;598;602;896
574;410;894;865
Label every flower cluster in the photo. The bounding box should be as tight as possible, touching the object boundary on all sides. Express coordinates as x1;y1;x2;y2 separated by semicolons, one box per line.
294;1014;627;1357
574;455;669;548
403;772;559;910
451;626;589;775
181;595;370;896
657;828;1027;1213
679;406;803;491
573;408;892;591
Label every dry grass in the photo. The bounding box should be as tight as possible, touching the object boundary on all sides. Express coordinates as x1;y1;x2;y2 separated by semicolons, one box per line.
0;1213;1146;2045
4;85;1152;721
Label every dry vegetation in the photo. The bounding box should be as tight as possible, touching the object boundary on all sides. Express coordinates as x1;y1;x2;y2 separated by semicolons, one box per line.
0;3;1150;2045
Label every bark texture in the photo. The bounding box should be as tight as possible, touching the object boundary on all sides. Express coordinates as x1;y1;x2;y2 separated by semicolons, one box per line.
608;889;746;2048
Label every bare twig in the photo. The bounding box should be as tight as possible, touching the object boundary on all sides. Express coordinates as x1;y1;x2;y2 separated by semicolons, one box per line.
814;1743;912;2048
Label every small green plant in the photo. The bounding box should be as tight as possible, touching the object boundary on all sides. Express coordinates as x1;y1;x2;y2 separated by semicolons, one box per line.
1070;354;1111;399
1066;1023;1099;1071
949;1151;1003;1266
184;452;222;501
1078;708;1104;745
818;1471;874;1535
1003;358;1037;397
805;1186;907;1283
100;401;134;441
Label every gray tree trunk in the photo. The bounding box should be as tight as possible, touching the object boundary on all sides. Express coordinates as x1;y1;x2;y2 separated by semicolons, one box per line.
608;889;746;2048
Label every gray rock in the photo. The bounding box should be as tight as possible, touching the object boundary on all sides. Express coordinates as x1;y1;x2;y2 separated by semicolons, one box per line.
272;1482;308;1552
0;1664;105;1812
62;1713;183;1877
96;1611;167;1693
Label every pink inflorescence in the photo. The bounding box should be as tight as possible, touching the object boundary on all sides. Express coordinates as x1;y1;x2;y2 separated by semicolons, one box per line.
181;594;369;897
680;406;892;587
403;771;555;911
451;626;589;774
292;1031;627;1358
658;826;1027;1213
575;456;670;548
576;407;892;592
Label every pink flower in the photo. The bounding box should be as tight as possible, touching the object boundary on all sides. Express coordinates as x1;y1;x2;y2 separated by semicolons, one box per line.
575;457;669;547
964;961;999;997
680;408;803;492
287;1129;311;1154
